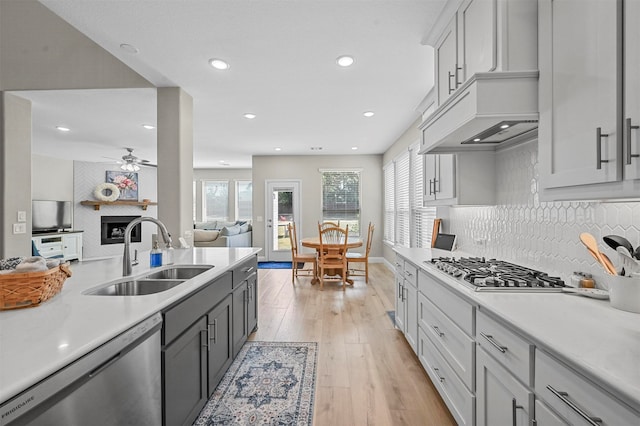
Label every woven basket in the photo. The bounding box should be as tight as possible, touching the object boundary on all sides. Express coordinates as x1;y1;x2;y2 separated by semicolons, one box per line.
0;263;72;310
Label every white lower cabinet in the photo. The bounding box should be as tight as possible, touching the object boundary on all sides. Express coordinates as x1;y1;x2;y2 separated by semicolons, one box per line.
476;347;533;426
535;399;568;426
535;349;640;425
419;328;475;426
394;256;418;353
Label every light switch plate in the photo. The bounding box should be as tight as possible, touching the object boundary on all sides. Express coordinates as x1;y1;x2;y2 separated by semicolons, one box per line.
17;211;26;222
13;223;26;234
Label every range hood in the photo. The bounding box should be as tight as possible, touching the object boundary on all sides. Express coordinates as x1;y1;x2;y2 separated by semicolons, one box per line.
419;71;539;154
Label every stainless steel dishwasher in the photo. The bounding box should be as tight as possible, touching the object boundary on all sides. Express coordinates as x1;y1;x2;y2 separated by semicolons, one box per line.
0;313;163;426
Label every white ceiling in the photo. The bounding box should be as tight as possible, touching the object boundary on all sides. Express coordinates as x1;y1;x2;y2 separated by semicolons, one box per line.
25;0;445;169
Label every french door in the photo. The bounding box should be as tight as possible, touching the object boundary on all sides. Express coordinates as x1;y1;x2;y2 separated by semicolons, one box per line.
265;180;302;262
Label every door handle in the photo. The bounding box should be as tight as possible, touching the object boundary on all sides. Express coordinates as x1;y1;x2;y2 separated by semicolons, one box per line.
480;332;508;353
448;71;455;94
547;385;602;425
626;118;639;165
455;65;462;88
512;398;524;426
596;127;609;170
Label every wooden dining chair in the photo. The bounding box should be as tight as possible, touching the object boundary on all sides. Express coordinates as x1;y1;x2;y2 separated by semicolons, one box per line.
319;221;340;231
287;223;317;283
347;222;374;283
317;224;350;291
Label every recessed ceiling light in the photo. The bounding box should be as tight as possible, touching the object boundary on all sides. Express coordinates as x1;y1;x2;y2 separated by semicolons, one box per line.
363;111;375;117
351;147;358;150
336;55;354;67
209;58;230;70
56;126;70;132
243;113;256;119
500;124;510;129
473;138;481;142
142;124;155;130
119;43;139;54
274;147;282;151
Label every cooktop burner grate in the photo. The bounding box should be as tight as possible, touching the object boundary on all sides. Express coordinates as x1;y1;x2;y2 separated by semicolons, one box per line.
427;257;565;292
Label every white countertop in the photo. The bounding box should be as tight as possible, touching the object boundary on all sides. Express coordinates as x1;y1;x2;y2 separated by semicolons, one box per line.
0;247;260;403
394;247;640;411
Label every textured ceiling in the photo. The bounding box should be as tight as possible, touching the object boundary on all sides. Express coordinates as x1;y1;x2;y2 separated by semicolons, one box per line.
26;0;445;168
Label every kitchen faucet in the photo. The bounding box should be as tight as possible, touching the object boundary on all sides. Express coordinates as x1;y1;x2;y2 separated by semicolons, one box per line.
123;217;172;276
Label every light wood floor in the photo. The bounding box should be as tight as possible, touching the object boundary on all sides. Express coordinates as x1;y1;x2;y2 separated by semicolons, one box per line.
249;263;456;426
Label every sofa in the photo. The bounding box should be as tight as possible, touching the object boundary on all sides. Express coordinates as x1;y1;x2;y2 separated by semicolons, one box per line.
193;220;253;247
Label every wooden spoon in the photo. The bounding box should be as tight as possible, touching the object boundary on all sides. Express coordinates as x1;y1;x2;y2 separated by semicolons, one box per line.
586;248;617;275
580;232;616;275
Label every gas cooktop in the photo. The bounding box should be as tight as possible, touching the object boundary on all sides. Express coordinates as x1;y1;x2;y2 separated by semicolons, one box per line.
427;257;566;292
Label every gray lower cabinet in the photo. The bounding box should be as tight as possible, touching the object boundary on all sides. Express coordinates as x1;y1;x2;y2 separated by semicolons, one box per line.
206;294;233;395
161;255;259;426
163;317;208;426
232;257;259;357
232;281;248;358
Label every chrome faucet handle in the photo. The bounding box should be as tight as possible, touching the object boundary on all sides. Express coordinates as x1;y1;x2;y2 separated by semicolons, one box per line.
132;249;139;266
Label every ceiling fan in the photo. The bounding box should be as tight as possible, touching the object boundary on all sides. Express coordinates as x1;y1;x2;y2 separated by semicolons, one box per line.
118;148;156;171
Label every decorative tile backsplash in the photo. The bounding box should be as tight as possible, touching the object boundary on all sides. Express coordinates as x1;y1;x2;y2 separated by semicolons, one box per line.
448;140;640;283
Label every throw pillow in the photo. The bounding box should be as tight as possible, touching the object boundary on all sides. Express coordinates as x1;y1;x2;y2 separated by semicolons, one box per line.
194;221;218;230
220;224;241;236
193;230;220;242
217;220;238;229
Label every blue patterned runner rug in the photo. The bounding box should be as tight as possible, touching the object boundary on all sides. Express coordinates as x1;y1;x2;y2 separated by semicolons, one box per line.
193;341;317;425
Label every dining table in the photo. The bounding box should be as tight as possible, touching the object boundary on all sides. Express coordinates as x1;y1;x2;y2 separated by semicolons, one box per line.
300;236;363;285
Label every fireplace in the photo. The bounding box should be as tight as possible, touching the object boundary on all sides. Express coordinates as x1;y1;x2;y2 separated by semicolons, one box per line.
101;216;142;245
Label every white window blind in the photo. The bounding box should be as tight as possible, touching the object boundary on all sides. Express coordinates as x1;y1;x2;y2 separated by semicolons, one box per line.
203;180;229;221
383;163;395;244
395;151;410;248
411;143;437;248
235;180;253;221
321;170;361;235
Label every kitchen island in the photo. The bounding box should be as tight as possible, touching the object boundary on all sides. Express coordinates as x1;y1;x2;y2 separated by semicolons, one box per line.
395;247;640;425
0;247;260;423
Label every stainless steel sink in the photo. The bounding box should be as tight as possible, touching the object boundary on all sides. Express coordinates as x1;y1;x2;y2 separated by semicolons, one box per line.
86;279;186;296
84;264;214;296
144;265;213;280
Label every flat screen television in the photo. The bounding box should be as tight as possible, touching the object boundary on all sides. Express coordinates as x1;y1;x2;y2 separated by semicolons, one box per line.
32;200;72;233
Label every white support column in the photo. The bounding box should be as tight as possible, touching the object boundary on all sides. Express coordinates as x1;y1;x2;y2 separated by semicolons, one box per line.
157;88;194;246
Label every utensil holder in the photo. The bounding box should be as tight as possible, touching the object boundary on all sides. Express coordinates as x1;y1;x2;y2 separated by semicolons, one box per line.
603;275;640;314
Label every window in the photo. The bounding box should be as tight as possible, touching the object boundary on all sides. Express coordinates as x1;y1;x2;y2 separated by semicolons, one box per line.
395;151;410;248
235;180;252;221
321;170;360;235
203;180;229;221
383;164;395;244
383;143;437;248
411;143;436;248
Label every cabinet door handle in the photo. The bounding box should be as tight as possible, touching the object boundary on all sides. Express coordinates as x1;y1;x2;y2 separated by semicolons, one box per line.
480;332;508;353
546;385;602;425
448;71;455;94
432;325;445;337
428;179;434;195
433;179;440;194
242;266;255;274
596;127;610;170
209;319;217;344
433;367;445;382
455;65;462;88
201;329;209;351
625;118;639;165
403;287;408;301
512;398;524;426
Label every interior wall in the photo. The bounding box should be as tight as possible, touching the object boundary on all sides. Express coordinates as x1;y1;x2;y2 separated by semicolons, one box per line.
252;155;383;259
73;161;158;259
1;93;32;258
193;168;252;223
448;140;640;284
32;154;73;201
0;0;152;91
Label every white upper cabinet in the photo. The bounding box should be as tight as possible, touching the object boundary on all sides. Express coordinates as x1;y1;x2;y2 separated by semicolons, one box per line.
431;0;496;105
424;154;456;203
624;0;640;180
419;0;538;154
539;0;640;200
